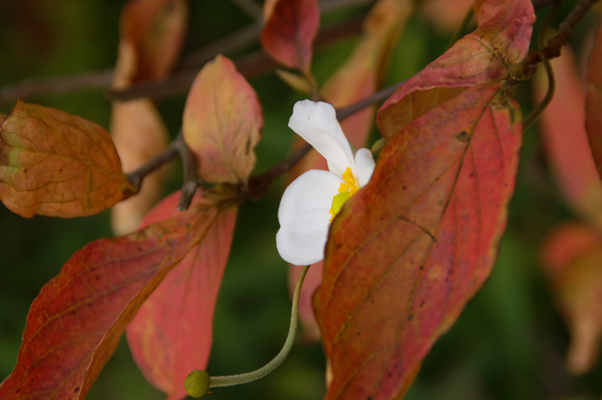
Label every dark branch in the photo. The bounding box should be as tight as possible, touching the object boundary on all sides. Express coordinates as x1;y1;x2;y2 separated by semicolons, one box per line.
526;0;600;65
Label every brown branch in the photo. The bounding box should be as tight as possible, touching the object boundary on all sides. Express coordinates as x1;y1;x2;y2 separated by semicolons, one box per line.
125;131;200;211
108;15;364;101
526;0;600;65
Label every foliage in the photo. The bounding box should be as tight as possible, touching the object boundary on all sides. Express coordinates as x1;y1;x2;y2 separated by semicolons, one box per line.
1;1;602;400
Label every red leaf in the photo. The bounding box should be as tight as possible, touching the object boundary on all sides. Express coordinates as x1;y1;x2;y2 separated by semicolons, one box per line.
0;203;218;400
586;25;602;181
260;0;319;75
289;0;414;343
421;0;474;32
126;191;237;400
534;46;602;227
0;100;135;218
378;0;534;139
314;83;522;400
183;55;263;184
540;223;602;375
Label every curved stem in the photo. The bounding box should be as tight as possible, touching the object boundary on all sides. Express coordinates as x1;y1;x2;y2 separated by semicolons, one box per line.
523;2;559;130
209;264;310;388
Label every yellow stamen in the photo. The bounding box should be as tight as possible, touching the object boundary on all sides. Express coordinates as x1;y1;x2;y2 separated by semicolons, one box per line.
329;167;360;222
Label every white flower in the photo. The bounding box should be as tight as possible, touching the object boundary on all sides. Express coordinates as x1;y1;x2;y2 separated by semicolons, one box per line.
276;100;376;266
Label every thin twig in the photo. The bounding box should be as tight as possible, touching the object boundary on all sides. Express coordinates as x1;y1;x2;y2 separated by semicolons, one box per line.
229;0;263;20
526;0;600;65
109;16;363;101
125;141;180;190
173;130;201;211
336;81;404;121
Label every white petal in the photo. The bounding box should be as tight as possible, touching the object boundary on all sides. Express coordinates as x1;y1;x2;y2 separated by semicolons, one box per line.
355;148;376;187
277;169;343;265
288;100;355;177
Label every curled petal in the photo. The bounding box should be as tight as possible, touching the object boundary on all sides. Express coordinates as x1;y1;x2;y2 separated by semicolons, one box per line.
288;100;355;177
355;148;376;187
277;170;343;265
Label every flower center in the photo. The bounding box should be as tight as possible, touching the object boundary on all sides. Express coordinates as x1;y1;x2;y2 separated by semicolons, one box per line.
329;167;359;222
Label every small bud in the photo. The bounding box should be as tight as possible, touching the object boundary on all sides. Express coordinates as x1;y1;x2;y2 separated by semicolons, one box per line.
185;370;211;398
371;138;386;155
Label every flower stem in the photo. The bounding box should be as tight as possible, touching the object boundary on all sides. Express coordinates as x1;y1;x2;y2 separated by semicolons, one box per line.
185;264;311;398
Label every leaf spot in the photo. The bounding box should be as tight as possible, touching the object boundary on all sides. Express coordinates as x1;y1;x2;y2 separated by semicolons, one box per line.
455;131;472;143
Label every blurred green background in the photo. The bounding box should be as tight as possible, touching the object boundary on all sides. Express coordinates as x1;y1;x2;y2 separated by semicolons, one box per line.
1;1;602;399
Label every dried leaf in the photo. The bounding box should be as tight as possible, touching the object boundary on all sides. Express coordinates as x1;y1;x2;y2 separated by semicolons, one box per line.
534;46;602;228
289;0;414;343
126;191;237;400
110;0;187;233
110;99;170;234
118;0;188;85
183;55;263;184
541;223;602;375
0;100;135;218
260;0;319;75
586;25;602;181
378;0;535;139
315;83;522;400
0;202;218;400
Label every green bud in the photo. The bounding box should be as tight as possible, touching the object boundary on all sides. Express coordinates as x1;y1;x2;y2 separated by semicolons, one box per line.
185;370;211;398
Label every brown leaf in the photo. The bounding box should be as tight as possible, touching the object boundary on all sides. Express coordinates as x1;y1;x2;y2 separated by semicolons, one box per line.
126;191;237;400
0;100;135;218
110;99;170;235
117;0;188;85
183;55;263;184
315;83;522;400
260;0;319;75
0;202;218;400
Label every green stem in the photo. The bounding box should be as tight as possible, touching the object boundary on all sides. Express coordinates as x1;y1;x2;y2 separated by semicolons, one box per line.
185;265;311;398
523;1;559;131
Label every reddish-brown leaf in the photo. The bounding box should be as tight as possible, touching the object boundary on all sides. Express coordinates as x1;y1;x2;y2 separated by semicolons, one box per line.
288;0;414;343
183;55;263;184
586;25;602;181
0;202;218;400
421;0;475;32
541;223;602;375
314;83;522;400
118;0;188;84
126;191;237;400
260;0;319;75
0;100;135;218
534;47;602;228
378;0;534;139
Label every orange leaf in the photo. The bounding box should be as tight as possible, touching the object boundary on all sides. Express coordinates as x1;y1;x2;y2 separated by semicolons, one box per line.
421;0;475;32
260;0;319;75
289;0;414;343
0;100;135;218
183;55;263;184
378;0;534;139
314;83;522;400
540;223;602;375
126;191;237;400
117;0;188;85
586;25;602;181
534;46;602;228
110;100;170;234
0;202;218;400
